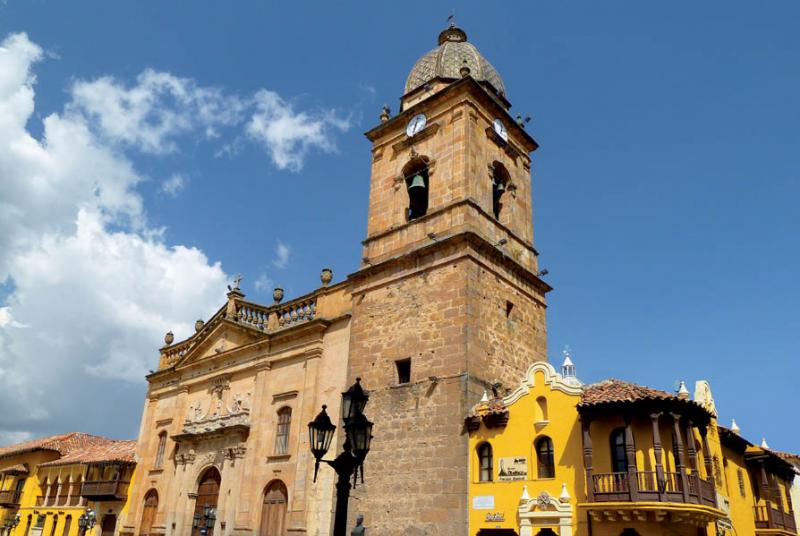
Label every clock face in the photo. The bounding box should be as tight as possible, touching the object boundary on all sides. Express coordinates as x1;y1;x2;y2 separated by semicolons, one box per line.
493;118;508;142
406;113;427;137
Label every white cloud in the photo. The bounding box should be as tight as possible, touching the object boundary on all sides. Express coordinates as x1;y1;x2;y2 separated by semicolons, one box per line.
0;33;227;439
161;174;186;197
272;241;290;269
69;69;245;154
246;90;350;171
254;272;273;293
0;431;33;447
0;31;351;441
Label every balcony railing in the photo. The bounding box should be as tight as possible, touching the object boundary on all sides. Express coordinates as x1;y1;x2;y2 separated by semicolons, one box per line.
590;471;716;507
0;490;22;507
80;480;129;501
754;505;797;532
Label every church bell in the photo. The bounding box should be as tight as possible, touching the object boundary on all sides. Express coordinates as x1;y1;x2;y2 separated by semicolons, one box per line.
494;180;506;193
407;174;426;190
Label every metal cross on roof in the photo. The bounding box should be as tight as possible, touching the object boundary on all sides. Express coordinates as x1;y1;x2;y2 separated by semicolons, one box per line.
232;274;242;290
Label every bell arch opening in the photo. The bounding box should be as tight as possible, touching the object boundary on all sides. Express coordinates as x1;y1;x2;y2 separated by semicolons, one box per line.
402;156;430;221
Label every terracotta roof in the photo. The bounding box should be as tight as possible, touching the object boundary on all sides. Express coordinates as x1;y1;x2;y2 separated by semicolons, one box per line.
0;432;111;460
39;439;136;468
0;464;29;474
580;379;678;406
772;450;800;462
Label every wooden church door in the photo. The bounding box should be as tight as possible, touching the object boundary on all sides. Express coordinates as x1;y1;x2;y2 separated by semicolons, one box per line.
259;481;287;536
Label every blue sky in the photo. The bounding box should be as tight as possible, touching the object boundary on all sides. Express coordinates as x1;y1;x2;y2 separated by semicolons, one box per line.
0;1;798;450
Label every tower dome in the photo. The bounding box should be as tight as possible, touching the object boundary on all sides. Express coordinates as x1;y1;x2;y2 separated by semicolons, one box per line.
404;24;506;97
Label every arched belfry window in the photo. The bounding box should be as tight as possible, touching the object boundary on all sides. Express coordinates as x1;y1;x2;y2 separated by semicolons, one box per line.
610;428;628;473
490;161;510;220
402;156;430;221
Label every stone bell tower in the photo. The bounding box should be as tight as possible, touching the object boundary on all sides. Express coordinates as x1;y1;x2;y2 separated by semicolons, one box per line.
346;23;550;535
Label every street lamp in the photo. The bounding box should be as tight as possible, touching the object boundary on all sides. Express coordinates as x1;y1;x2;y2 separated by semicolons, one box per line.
308;377;373;536
78;508;96;534
192;504;216;535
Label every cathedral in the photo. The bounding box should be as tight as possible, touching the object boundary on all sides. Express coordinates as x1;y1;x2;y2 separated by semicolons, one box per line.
123;21;549;536
0;21;796;536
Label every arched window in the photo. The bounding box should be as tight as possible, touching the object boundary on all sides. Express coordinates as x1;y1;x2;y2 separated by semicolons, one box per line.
49;516;58;536
490;162;510;220
535;396;549;423
535;436;555;479
23;515;32;536
61;516;71;536
260;481;288;536
274;407;292;456
140;489;158;536
155;431;167;469
610;428;628;473
477;443;493;482
403;157;429;221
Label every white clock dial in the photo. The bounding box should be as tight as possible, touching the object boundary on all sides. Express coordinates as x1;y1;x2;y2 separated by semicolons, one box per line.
493;118;508;142
406;113;427;137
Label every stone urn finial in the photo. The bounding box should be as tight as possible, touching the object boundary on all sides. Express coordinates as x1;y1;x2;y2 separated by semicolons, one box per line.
195;319;204;332
164;331;174;346
320;268;333;287
380;105;390;123
273;287;284;304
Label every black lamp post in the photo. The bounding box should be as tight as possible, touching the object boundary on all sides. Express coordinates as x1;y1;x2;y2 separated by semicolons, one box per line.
78;508;96;535
192;505;216;536
308;377;373;536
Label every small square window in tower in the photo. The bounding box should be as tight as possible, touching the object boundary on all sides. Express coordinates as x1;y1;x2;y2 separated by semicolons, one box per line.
395;358;411;384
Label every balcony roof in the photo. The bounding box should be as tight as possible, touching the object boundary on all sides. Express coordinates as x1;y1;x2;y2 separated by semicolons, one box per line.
578;379;712;424
38;439;136;468
0;432;111;461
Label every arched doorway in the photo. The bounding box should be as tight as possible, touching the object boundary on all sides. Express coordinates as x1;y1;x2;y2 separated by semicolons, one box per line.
140;489;158;536
100;515;116;536
259;481;288;535
536;530;558;536
193;468;221;536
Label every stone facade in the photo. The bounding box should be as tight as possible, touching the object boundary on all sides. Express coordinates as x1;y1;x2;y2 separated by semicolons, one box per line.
125;24;549;536
345;53;549;536
122;284;352;536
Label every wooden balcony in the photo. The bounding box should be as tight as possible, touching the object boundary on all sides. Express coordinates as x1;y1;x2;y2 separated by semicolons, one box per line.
590;471;717;508
80;480;129;501
0;490;22;507
755;505;797;533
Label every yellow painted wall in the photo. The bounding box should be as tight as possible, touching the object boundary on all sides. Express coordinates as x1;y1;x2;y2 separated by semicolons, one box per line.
468;364;585;535
0;454;135;536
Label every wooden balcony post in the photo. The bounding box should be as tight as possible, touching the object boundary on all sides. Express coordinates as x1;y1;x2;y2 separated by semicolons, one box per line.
758;460;771;509
650;412;665;501
699;427;714;484
624;417;639;502
684;420;698;473
581;418;594;502
671;412;691;503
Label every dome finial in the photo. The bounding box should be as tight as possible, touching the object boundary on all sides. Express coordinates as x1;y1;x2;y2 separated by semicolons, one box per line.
438;21;467;45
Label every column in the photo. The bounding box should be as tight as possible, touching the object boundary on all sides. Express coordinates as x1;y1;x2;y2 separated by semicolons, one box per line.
671;413;690;503
650;413;665;501
624;417;638;502
581;418;594;502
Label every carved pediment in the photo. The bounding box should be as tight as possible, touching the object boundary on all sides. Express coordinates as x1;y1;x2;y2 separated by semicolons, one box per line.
172;321;266;370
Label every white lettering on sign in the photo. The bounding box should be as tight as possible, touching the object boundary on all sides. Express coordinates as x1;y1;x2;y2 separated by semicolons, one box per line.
472;496;495;510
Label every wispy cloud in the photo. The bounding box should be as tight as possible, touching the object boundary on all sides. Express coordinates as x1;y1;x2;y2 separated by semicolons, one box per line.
254;272;273;293
246;90;350;172
160;174;186;197
272;241;290;269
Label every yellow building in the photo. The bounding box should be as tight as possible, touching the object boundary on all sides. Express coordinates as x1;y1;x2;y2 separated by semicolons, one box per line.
0;433;135;536
466;356;798;536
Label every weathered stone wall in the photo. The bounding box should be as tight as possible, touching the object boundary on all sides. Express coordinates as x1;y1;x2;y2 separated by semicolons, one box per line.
346;236;547;535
